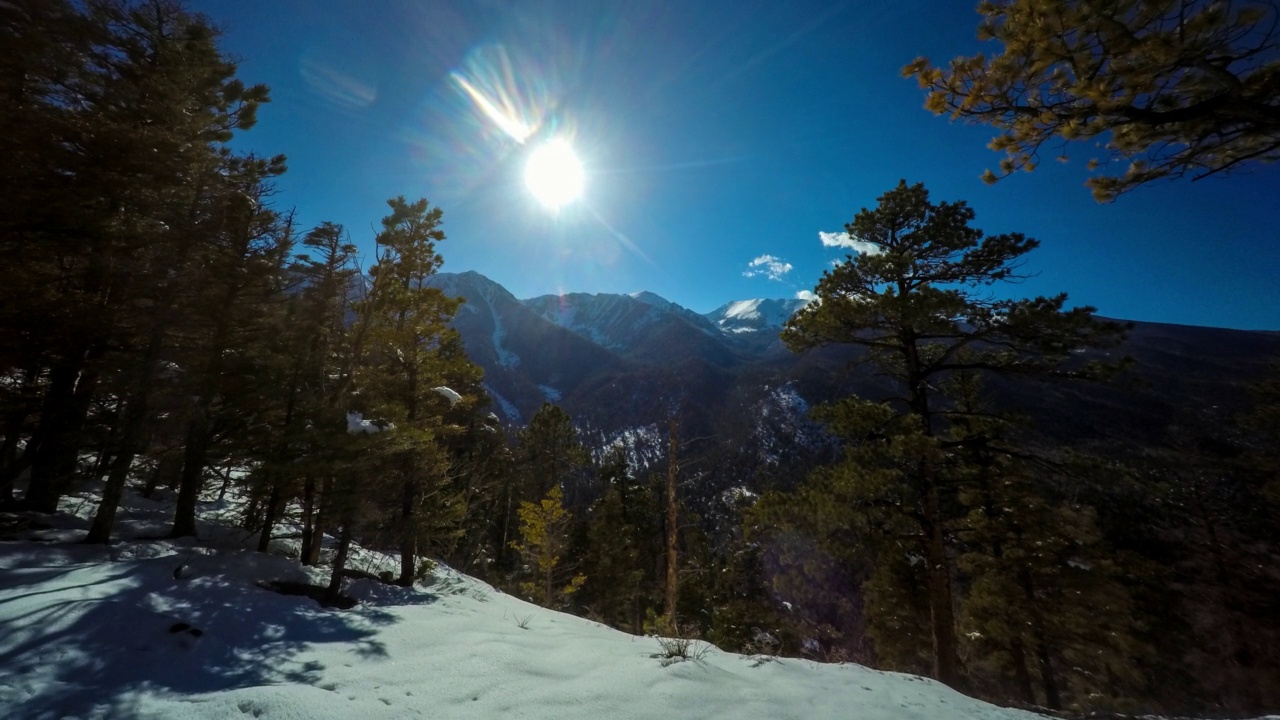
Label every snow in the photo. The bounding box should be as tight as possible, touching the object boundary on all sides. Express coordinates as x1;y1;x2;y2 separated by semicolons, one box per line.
482;382;521;422
346;412;390;435
433;386;463;406
597;423;666;470
0;489;1055;720
724;299;767;321
704;298;808;335
627;290;676;310
490;313;520;368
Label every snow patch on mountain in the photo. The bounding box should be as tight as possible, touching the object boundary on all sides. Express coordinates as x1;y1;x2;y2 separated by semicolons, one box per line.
483;383;521;422
491;314;520;367
753;383;826;465
704;298;809;334
628;290;676;310
596;423;666;470
522;293;663;350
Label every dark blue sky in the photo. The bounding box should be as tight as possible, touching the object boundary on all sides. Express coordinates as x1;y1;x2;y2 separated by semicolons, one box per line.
190;0;1280;329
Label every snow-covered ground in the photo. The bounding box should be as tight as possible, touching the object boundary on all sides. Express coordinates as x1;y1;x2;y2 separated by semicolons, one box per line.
0;486;1050;720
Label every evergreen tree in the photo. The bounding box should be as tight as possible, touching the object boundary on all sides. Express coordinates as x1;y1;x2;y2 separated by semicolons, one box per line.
956;451;1148;710
580;448;661;632
165;160;292;539
350;196;480;586
241;221;360;555
904;0;1280;201
0;0;274;518
511;485;586;608
745;469;872;664
437;413;512;575
780;180;1128;688
514;403;589;501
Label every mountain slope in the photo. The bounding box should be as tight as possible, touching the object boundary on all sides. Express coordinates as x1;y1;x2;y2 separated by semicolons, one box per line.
523;290;738;367
703;297;809;335
433;272;1280;485
429;272;632;421
0;487;1048;720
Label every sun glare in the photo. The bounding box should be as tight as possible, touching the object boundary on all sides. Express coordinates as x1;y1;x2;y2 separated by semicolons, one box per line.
525;139;584;211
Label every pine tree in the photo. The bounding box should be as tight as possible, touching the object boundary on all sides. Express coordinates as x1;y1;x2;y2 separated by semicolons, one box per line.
745;469;873;663
0;0;275;518
350;196;481;586
904;0;1280;201
580;448;660;631
955;450;1148;710
781;180;1128;688
514;403;589;500
242;222;361;554
511;484;586;608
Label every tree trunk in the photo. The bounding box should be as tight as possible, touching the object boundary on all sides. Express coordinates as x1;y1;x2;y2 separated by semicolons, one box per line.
0;371;35;488
664;418;679;626
922;482;962;689
397;475;419;586
142;451;175;498
1010;638;1037;705
85;329;167;543
305;476;332;566
85;449;133;544
300;476;317;565
0;438;21;505
25;355;102;512
256;483;281;553
0;375;37;505
327;521;352;602
170;411;210;538
1017;566;1061;710
1033;636;1061;710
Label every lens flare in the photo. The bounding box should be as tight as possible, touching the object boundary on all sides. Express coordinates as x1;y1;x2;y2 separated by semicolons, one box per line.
525;139;584;210
449;44;546;144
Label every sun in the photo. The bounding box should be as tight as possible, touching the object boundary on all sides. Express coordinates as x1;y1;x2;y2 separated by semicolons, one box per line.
524;139;584;210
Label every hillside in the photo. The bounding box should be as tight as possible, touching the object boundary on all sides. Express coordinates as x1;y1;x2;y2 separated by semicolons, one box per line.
0;486;1047;720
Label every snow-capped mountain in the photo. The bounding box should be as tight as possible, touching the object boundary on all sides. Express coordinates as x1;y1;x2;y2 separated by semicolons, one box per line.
521;290;727;364
703;298;810;335
428;271;1280;515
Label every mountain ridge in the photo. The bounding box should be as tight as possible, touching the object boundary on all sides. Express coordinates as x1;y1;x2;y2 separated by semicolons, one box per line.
429;271;1280;490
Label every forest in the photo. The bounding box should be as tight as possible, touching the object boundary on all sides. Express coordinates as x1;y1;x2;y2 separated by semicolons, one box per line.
2;1;1278;717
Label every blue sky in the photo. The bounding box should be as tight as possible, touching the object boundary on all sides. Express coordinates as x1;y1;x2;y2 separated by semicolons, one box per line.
190;0;1280;330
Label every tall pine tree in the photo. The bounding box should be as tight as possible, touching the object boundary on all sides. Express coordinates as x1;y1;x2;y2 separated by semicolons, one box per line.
780;180;1128;688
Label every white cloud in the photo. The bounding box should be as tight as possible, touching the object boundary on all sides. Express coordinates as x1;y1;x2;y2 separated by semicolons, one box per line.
819;231;881;255
743;254;793;281
795;290;817;302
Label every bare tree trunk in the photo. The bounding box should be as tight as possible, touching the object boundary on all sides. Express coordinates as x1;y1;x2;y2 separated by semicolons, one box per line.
300;476;317;564
664;418;679;625
1033;635;1061;710
1016;566;1061;710
25;354;102;512
1010;638;1037;705
397;474;419;586
922;481;962;689
0;368;36;493
305;477;332;566
327;521;352;602
0;434;23;505
256;483;281;553
86;328;166;543
170;410;210;538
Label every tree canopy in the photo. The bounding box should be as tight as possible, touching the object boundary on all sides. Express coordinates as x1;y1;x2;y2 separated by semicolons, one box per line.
778;180;1130;692
905;0;1280;201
